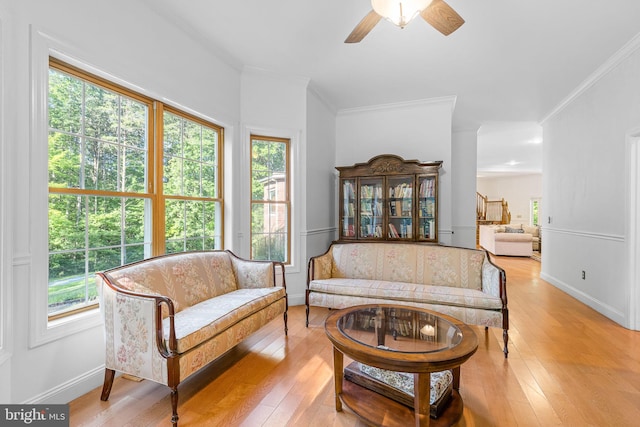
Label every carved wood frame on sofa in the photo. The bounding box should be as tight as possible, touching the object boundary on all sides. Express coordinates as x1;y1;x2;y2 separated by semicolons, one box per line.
306;242;509;357
96;250;288;426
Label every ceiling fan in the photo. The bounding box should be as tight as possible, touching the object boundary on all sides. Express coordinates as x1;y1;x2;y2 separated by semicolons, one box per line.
345;0;465;43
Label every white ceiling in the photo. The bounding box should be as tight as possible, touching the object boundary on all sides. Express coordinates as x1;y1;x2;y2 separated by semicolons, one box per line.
141;0;640;175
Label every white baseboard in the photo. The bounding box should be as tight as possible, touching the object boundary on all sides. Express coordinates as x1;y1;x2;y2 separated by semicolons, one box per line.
540;272;627;327
23;365;105;404
288;293;305;307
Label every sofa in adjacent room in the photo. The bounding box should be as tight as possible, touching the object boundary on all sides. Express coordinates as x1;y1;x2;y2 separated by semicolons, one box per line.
479;224;539;256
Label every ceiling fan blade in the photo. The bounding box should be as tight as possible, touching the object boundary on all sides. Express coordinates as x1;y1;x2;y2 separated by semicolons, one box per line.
345;10;382;43
421;0;465;36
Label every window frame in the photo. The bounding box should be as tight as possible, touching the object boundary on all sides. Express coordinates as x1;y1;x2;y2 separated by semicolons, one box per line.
249;134;291;265
47;58;157;320
531;197;541;226
31;41;228;348
156;104;225;256
46;60;225;320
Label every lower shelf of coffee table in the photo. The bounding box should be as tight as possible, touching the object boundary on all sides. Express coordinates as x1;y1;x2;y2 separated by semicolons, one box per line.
344;361;453;418
340;379;463;427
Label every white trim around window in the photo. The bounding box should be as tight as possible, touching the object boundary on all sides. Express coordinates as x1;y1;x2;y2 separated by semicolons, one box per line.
28;29;105;348
241;125;302;273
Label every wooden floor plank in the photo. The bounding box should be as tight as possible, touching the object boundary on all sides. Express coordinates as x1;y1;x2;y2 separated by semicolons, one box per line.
69;256;640;426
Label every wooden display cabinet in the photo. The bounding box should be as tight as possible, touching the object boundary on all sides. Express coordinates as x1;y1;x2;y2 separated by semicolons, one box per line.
337;155;441;243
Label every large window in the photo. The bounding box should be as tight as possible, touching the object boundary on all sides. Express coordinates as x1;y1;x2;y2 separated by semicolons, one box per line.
250;135;290;264
47;59;223;319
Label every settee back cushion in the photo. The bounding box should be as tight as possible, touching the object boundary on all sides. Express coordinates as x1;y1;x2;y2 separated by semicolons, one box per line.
105;251;238;313
330;243;485;291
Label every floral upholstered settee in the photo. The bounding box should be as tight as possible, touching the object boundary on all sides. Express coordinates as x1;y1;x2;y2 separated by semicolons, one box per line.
96;250;288;426
306;242;508;356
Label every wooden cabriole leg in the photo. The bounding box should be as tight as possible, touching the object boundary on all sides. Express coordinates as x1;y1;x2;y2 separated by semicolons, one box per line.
170;387;179;427
284;311;289;336
305;289;310;327
503;329;509;358
100;368;115;401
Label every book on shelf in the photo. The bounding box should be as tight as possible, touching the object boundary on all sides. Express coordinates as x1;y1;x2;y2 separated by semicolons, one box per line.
419;199;434;217
343;181;353;199
391;182;413;199
388;223;399;238
420;219;435;239
419;178;435;198
360;200;373;214
374;201;383;216
343;224;355;237
398;220;412;238
361;184;383;200
426;199;434;216
344;202;355;217
401;199;412;217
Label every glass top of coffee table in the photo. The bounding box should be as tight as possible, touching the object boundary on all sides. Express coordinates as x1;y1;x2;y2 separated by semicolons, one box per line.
337;306;463;353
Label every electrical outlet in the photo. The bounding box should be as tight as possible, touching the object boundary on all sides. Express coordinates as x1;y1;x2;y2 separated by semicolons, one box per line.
581;270;586;280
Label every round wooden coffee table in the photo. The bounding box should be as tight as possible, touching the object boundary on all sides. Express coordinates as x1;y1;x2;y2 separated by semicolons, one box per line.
325;304;478;427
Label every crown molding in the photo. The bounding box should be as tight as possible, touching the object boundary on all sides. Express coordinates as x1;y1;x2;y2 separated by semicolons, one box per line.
541;31;640;124
337;95;457;116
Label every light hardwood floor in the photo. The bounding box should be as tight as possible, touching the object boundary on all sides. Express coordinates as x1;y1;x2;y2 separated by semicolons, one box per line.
70;256;640;426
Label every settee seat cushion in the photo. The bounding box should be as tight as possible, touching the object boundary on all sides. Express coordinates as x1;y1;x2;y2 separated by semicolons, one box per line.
164;287;286;353
309;278;502;311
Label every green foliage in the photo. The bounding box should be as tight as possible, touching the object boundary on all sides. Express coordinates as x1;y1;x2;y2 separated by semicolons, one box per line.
250;138;289;263
251;231;287;262
48;68;221;315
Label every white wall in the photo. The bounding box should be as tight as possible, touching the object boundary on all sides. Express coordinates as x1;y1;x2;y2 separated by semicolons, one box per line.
335;97;456;244
0;7;11;404
306;89;337;258
239;67;314;305
541;35;640;329
0;0;241;405
477;174;542;225
452;130;479;248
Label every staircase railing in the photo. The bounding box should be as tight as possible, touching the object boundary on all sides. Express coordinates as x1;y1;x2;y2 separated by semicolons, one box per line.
476;192;487;220
476;192;511;224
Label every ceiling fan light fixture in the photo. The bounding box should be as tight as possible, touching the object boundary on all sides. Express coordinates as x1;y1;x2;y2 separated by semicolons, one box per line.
371;0;431;29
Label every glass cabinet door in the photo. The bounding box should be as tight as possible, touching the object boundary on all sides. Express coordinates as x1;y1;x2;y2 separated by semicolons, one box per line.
387;176;414;239
358;178;384;239
417;175;437;241
340;179;357;239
